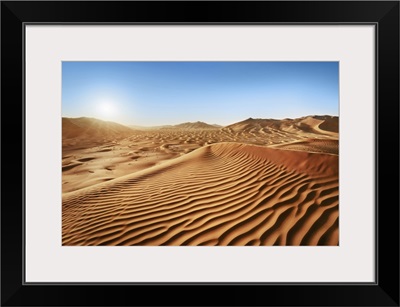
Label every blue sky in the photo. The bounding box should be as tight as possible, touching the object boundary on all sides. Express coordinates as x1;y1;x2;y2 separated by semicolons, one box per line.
62;62;338;126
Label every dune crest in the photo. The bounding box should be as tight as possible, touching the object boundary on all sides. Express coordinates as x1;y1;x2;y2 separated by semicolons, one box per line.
63;142;338;246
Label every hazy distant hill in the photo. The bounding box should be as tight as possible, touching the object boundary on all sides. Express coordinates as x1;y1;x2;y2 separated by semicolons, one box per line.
173;121;220;130
129;122;221;130
62;117;135;150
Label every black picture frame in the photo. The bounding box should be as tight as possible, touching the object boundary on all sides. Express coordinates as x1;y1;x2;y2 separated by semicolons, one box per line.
1;1;399;306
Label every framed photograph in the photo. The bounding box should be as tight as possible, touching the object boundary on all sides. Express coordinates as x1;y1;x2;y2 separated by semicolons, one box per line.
1;1;399;306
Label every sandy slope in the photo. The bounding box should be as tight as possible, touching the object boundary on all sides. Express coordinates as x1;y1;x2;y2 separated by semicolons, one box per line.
62;116;338;193
62;117;135;150
270;139;339;155
63;142;338;246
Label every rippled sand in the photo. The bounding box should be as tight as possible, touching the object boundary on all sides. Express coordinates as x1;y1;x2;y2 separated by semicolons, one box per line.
62;115;339;246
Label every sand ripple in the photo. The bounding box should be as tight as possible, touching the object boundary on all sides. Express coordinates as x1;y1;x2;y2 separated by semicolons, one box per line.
62;142;338;246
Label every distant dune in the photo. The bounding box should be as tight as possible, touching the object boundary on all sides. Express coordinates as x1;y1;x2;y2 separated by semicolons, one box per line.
271;139;339;155
130;122;222;130
62;115;339;246
172;121;220;130
62;117;135;150
224;115;338;135
63;142;338;246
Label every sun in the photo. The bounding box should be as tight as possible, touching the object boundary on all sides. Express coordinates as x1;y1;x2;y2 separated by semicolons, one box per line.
96;100;118;120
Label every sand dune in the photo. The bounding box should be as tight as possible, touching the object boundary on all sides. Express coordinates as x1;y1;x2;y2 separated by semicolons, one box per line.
62;136;337;192
62;115;339;246
173;121;221;130
62;142;338;246
62;117;135;150
271;138;339;155
221;116;338;145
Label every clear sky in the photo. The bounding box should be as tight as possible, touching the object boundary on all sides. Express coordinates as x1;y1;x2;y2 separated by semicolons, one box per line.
62;62;338;127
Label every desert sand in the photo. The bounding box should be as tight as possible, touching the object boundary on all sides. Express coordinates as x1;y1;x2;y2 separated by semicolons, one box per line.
62;115;339;246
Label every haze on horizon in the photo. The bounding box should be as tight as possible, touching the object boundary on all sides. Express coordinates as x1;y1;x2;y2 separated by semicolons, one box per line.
62;61;339;127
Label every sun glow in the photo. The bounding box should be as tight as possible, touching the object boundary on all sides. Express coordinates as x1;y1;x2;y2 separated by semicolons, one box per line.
96;100;118;121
